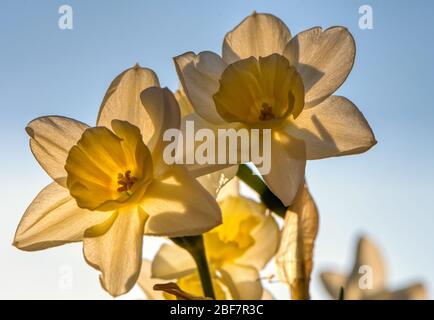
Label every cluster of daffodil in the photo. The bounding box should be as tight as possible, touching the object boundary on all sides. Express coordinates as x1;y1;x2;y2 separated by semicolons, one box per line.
13;13;377;299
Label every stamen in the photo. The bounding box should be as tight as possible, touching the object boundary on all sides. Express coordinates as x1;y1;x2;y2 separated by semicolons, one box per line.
117;170;138;193
259;102;276;121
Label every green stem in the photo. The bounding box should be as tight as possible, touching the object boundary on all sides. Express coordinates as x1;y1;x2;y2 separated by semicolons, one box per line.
236;164;288;218
171;235;216;299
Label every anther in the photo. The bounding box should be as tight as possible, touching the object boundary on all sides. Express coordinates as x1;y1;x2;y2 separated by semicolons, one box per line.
117;170;138;193
259;102;276;121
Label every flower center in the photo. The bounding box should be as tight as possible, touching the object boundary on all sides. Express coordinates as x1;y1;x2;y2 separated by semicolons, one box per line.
117;170;138;194
213;53;304;128
259;102;275;121
65;120;153;211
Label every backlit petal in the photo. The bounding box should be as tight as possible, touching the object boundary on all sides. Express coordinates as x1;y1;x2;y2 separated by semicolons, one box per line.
285;96;376;159
222;12;291;64
215;175;240;201
263;132;306;206
137;260;165;300
140;87;180;175
219;263;263;300
97;65;160;144
83;206;147;297
151;244;196;280
142;167;222;237
284;27;355;107
174;51;226;124
175;86;195;117
197;167;239;199
13;182;112;251
26;116;89;186
180;112;242;178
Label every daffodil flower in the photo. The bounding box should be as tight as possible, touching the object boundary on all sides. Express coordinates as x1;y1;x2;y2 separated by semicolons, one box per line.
139;183;279;300
13;65;221;297
321;236;427;300
174;12;376;205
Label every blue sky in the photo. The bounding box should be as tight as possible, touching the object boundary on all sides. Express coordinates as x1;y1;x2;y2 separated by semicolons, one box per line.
1;0;434;299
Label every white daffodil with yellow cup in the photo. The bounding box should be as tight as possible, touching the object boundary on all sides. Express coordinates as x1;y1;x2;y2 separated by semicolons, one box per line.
138;180;279;300
13;65;222;297
174;12;376;205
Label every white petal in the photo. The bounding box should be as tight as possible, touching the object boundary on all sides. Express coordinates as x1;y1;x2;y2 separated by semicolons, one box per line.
197;167;239;199
285;96;376;160
96;65;160;144
137;260;165;300
142;167;222;237
140;86;181;175
151;244;196;280
83;206;146;297
284;27;355;107
215;175;241;201
222;12;292;64
26;116;89;186
262;132;306;206
236;213;280;270
174;51;226;124
180;112;244;178
14;182;111;251
175;86;195;118
219;264;263;300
